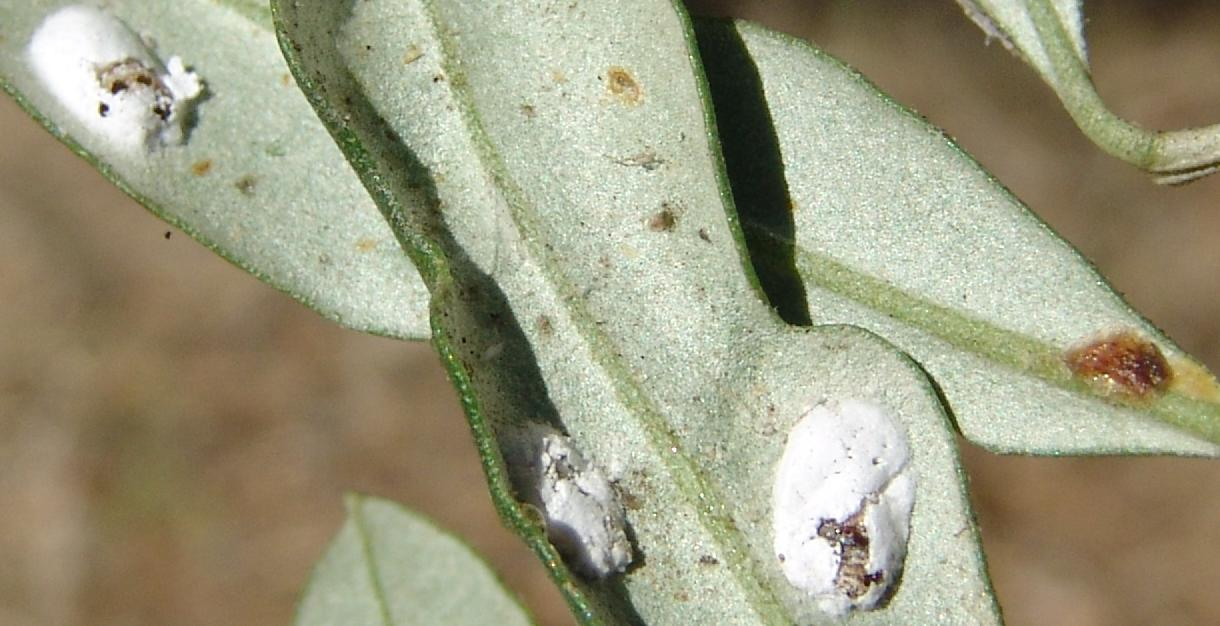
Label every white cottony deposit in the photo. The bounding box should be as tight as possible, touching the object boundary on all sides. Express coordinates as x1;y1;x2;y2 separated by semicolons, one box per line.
772;399;916;616
506;424;632;578
27;5;202;152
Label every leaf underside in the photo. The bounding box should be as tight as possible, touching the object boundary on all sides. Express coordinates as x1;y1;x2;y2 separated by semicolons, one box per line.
695;20;1220;456
3;0;1218;624
5;2;1214;456
276;0;1000;624
295;494;534;626
0;0;430;340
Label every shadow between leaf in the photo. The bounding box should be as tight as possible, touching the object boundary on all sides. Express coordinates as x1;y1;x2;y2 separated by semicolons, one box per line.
694;18;811;327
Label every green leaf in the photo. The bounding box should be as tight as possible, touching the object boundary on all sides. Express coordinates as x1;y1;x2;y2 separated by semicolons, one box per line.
955;0;1220;183
295;494;534;626
275;0;998;623
0;1;430;339
698;19;1220;456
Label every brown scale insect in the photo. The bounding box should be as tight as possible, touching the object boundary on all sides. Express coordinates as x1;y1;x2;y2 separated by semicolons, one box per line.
818;513;882;600
1064;331;1172;399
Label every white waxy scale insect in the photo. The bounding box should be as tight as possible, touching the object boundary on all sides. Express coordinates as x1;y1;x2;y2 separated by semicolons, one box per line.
505;424;633;578
772;398;916;617
27;5;202;153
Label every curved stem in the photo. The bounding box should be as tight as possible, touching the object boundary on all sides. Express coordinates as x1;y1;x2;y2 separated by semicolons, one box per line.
1026;0;1220;184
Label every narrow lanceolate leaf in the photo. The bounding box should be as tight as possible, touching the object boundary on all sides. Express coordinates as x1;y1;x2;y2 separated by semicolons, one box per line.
276;1;998;624
295;494;533;626
0;1;430;339
697;20;1220;456
954;0;1220;183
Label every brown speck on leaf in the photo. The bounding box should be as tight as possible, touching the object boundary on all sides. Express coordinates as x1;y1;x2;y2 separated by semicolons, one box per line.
612;149;662;170
1065;331;1172;399
403;44;423;64
698;228;711;242
191;159;213;176
97;102;110;117
647;204;678;232
234;175;257;195
619;488;642;511
355;237;378;253
164;231;172;240
698;555;719;566
520;104;536;118
431;73;445;83
536;315;553;337
606;66;642;105
280;73;293;87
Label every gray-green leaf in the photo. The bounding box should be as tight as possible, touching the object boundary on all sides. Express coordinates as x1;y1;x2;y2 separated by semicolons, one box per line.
0;1;429;339
955;0;1220;183
697;19;1220;456
275;0;998;623
295;494;533;626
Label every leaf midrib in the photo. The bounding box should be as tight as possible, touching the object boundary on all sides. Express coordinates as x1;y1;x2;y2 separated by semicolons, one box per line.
350;496;396;626
418;1;789;623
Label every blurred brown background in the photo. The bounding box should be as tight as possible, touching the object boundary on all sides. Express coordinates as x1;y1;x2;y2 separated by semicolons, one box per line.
2;1;1218;625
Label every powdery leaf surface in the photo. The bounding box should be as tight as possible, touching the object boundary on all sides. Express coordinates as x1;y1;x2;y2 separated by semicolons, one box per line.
295;494;533;626
275;1;998;624
0;1;430;339
697;20;1220;456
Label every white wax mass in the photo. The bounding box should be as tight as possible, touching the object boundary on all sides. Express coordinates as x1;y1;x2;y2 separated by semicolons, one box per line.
506;424;633;578
772;399;916;617
27;5;202;153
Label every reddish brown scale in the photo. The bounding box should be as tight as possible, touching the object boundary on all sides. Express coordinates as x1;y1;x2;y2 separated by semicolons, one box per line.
1065;331;1172;399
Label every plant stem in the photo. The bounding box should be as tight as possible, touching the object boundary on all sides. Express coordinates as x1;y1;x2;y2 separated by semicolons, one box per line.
1026;0;1220;184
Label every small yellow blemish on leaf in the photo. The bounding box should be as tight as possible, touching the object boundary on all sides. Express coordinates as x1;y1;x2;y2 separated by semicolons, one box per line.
402;44;423;64
355;237;378;253
1167;357;1220;403
191;159;212;176
606;66;642;106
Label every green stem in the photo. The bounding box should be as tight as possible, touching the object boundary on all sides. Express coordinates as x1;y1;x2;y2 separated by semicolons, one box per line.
1025;0;1220;183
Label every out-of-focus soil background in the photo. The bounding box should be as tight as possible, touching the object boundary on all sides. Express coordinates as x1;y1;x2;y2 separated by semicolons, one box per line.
2;1;1218;625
